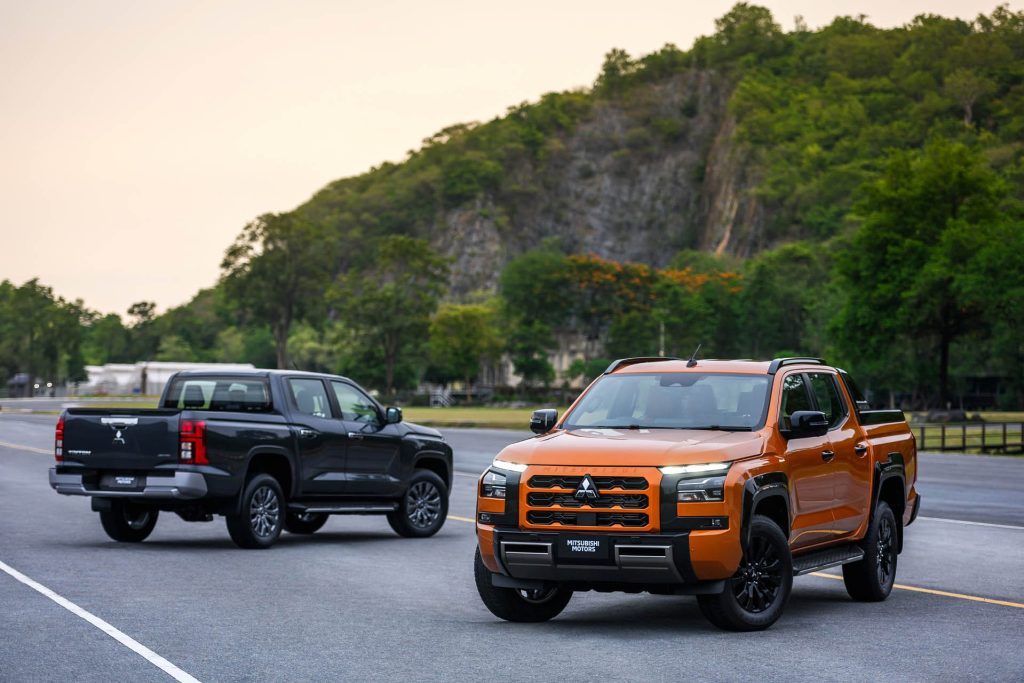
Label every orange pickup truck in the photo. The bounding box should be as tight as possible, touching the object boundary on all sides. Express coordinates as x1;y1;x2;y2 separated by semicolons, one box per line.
474;357;919;630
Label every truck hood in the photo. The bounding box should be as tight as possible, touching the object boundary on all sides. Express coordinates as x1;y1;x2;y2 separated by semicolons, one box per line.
398;421;444;440
496;428;766;468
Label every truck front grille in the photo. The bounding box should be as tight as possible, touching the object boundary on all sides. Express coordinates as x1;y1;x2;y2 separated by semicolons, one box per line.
522;467;657;532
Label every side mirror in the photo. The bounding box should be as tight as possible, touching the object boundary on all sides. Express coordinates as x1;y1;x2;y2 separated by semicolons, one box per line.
530;409;558;435
786;410;828;438
385;406;403;424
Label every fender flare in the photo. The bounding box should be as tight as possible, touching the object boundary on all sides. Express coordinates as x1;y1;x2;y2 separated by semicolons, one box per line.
411;450;453;491
741;472;791;549
871;452;906;551
237;445;298;511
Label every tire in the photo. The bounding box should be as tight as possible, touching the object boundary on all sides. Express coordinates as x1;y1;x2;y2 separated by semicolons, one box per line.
387;470;448;538
842;501;898;601
697;515;793;631
99;501;158;543
225;474;284;549
284;511;328;535
474;547;572;622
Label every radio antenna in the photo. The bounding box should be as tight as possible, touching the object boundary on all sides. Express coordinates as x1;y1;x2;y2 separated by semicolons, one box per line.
686;343;702;368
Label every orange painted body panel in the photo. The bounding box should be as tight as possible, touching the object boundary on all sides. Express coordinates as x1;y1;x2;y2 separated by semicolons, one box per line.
475;359;918;584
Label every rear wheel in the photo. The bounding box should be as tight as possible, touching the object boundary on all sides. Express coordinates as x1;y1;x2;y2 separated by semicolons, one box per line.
387;470;448;538
225;474;284;549
843;501;898;601
474;548;572;622
99;501;158;542
697;515;793;631
284;511;328;535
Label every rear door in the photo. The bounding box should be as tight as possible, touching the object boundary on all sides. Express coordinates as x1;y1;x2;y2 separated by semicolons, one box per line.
329;380;403;497
284;377;350;495
779;372;837;549
809;372;871;536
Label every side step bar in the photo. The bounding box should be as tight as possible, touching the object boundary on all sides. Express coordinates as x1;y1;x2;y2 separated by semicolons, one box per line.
289;502;398;514
792;544;865;576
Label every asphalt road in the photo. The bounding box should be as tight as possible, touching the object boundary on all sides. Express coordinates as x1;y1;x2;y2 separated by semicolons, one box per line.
1;413;1022;682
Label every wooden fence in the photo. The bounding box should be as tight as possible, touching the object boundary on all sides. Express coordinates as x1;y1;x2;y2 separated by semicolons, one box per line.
912;422;1024;453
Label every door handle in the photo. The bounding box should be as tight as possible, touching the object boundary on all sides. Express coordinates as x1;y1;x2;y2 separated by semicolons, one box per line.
854;443;868;457
347;432;364;440
821;450;835;462
298;428;319;440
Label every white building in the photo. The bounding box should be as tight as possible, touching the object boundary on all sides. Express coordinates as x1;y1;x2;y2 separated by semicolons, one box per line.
80;362;255;396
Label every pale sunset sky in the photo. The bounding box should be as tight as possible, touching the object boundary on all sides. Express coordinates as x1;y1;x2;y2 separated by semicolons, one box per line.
0;0;1014;314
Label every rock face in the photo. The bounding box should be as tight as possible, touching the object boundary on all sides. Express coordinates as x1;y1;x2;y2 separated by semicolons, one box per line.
426;70;762;297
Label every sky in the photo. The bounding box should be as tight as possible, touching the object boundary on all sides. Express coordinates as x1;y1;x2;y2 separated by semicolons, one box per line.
0;0;1014;314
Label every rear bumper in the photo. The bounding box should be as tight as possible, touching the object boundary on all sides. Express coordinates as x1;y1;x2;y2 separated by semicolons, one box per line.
489;529;723;593
49;468;208;500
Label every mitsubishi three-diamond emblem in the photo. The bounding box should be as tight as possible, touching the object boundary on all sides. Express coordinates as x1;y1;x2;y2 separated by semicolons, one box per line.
574;474;600;500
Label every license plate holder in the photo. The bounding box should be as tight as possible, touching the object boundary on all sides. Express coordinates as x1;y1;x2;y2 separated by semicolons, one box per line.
557;535;610;562
100;474;144;490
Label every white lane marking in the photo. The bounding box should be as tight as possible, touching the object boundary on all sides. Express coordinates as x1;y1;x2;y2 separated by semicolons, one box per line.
0;440;51;455
0;559;201;683
454;471;480;478
919;516;1024;530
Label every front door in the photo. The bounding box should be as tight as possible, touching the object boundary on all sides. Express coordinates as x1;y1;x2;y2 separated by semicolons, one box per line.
330;381;403;497
809;372;871;537
286;377;349;495
780;372;837;550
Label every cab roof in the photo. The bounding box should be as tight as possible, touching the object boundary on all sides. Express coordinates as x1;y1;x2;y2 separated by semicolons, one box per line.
607;357;829;376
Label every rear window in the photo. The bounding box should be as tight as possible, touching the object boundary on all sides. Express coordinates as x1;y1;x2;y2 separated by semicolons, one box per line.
163;377;272;412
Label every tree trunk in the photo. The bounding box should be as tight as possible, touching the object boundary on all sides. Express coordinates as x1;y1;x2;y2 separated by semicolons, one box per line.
273;319;290;369
465;374;473;404
938;331;950;409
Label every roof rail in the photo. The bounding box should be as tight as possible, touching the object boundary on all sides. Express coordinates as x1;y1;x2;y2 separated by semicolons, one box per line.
766;357;826;375
604;357;680;374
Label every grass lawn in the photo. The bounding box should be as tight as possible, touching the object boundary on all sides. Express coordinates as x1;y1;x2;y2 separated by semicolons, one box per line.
401;406;565;430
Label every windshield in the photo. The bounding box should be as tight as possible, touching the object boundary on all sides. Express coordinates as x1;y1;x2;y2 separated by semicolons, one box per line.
562;372;771;430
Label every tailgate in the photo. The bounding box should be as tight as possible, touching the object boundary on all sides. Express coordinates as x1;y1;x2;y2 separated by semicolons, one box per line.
62;408;181;469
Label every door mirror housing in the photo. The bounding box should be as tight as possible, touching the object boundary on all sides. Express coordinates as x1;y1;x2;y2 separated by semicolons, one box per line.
385;406;403;425
786;410;828;438
530;409;558;435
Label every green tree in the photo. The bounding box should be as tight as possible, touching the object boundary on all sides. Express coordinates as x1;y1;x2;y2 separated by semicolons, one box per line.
427;302;502;401
154;335;196;362
834;139;1004;406
334;236;449;394
220;213;333;369
944;68;996;126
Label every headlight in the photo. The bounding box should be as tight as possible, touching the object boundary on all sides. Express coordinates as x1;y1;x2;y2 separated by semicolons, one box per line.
659;462;730;476
492;459;528;473
659;462;730;502
676;476;727;502
481;470;506;498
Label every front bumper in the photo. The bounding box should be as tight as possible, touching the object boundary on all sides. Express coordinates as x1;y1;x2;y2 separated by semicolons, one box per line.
49;468;208;500
490;529;723;592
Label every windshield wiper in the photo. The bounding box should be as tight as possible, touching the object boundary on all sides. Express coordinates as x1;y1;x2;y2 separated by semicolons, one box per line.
687;425;753;432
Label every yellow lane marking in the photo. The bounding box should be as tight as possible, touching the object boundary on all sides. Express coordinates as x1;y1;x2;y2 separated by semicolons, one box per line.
810;572;1024;609
449;515;475;523
0;441;51;455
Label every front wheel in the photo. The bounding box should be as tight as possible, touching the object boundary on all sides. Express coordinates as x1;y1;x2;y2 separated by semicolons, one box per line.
99;501;158;542
842;501;898;601
697;515;793;631
225;474;284;549
387;470;448;538
474;548;572;622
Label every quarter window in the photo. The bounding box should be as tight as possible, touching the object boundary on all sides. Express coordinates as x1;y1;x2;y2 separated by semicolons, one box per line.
288;379;331;418
808;373;848;429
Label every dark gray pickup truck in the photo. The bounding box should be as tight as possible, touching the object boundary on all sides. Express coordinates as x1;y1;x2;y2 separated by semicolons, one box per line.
49;370;453;549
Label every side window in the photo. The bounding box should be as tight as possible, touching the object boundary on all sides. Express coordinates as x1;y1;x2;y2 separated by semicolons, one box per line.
808;373;848;429
331;382;379;424
288;379;331;418
779;374;812;430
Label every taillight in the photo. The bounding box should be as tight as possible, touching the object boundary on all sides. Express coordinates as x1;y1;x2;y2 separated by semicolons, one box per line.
55;416;65;462
179;420;208;465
